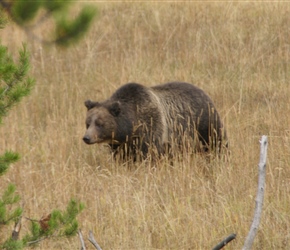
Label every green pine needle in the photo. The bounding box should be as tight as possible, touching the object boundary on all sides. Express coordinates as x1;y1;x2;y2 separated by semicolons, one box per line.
43;0;71;13
1;238;24;250
56;6;98;46
0;44;35;125
11;1;42;24
0;151;20;176
0;184;22;225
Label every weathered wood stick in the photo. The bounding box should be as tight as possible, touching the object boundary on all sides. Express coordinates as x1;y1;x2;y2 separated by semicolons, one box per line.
212;233;237;250
242;135;268;250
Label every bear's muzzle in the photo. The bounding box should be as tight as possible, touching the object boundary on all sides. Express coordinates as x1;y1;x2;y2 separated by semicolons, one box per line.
83;135;92;144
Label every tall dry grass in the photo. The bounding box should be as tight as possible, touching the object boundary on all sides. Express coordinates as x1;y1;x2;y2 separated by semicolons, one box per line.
1;2;290;249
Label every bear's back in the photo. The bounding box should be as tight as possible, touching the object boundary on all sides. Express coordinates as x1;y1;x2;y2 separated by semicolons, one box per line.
151;82;212;103
151;81;217;122
110;83;150;104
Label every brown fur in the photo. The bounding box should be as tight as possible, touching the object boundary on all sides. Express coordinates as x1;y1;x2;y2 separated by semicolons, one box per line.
83;82;227;160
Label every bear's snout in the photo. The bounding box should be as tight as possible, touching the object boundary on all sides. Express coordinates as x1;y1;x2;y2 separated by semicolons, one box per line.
83;135;91;144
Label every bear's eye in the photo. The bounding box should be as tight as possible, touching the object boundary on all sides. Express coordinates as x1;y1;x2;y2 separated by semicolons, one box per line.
86;118;91;129
95;120;102;127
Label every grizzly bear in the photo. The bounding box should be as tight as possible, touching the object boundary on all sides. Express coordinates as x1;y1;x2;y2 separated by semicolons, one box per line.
83;82;227;160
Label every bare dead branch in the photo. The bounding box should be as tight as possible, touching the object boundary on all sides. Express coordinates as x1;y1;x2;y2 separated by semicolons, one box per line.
242;135;268;250
23;216;39;222
23;26;54;46
88;230;102;250
12;216;22;240
212;233;236;250
78;229;86;250
27;237;48;245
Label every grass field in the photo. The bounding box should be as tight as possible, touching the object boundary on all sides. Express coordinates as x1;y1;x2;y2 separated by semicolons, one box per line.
1;2;290;249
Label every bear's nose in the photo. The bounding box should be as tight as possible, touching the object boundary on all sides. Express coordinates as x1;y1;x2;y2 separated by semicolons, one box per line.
83;136;90;144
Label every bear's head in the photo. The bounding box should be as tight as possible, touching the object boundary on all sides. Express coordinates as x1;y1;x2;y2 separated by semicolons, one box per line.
83;100;121;145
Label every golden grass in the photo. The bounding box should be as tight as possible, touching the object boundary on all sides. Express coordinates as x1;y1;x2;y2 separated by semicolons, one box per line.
1;2;290;249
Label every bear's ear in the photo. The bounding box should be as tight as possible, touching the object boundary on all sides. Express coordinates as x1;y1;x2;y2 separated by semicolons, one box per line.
108;101;121;117
84;100;99;110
